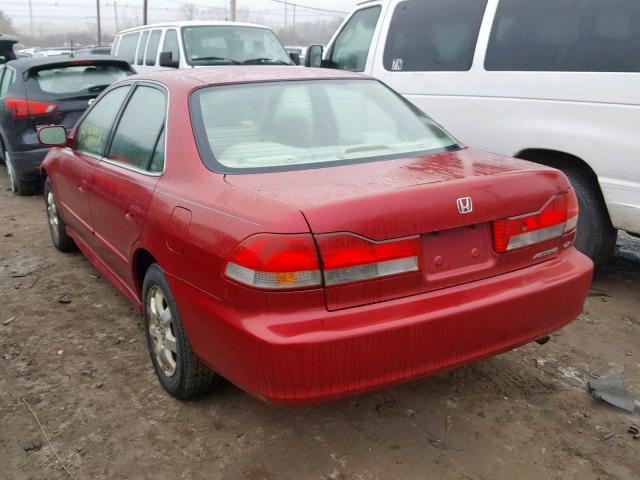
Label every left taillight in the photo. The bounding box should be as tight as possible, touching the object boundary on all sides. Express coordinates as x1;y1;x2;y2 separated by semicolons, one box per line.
5;98;58;119
224;234;322;290
492;188;579;253
223;233;422;290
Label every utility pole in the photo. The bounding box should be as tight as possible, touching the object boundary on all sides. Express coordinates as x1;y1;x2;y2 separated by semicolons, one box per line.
230;0;236;21
113;1;119;32
96;0;102;46
143;0;148;25
293;4;296;36
28;0;34;38
284;1;287;31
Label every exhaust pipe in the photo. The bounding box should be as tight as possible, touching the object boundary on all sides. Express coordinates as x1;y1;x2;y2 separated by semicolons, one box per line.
535;335;551;346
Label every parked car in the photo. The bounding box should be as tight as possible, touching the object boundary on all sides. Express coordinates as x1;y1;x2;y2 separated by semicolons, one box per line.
111;21;295;72
77;45;112;56
306;0;640;265
38;67;593;404
0;56;134;195
0;34;18;64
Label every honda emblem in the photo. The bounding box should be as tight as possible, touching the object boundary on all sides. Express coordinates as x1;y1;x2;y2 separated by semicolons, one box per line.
457;197;473;214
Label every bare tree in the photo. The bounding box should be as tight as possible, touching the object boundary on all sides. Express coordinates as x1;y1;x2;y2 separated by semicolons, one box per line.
0;10;17;35
180;3;198;21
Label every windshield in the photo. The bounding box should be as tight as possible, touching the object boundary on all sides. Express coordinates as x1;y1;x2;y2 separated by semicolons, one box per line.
182;26;292;65
191;79;459;173
33;65;130;95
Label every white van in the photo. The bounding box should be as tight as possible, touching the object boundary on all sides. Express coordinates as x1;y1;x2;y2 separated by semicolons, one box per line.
112;21;295;72
307;0;640;264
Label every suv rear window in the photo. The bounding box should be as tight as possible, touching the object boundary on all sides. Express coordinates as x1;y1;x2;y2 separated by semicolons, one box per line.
33;65;130;95
191;79;458;173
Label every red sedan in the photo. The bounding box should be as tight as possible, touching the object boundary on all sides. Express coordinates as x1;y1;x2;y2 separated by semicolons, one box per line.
38;67;593;404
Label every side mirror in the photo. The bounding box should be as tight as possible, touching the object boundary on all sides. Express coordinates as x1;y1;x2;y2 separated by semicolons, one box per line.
159;51;179;68
305;44;324;68
289;52;301;65
37;126;67;147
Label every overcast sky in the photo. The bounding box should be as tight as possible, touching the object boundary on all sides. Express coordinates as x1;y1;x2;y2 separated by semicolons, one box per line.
3;0;360;33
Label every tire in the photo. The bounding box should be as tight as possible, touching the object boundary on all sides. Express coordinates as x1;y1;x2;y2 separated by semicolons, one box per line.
564;167;617;266
44;178;76;252
142;264;219;399
5;150;39;196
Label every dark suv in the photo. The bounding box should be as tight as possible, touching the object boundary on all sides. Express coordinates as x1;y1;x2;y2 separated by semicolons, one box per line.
0;56;134;195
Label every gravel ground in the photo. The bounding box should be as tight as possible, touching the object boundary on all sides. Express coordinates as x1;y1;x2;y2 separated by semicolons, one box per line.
1;167;639;480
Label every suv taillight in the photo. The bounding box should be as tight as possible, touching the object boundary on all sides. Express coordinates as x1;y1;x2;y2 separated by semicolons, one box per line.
492;188;579;253
5;98;58;118
224;233;421;290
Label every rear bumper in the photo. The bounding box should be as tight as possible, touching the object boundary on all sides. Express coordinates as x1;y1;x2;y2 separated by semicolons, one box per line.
9;148;48;183
170;248;593;405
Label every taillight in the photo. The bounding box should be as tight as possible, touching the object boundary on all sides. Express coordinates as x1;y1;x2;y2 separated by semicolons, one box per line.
223;233;421;290
5;98;58;118
316;234;420;286
224;234;322;290
493;188;579;253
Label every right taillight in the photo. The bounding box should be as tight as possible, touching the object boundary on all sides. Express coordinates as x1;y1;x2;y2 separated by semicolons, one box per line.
493;188;579;253
223;233;422;290
5;98;58;118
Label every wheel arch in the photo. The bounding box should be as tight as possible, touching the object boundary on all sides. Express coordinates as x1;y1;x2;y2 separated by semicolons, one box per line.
132;248;159;297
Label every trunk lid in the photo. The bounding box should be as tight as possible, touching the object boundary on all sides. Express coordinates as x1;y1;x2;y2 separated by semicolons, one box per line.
225;148;574;309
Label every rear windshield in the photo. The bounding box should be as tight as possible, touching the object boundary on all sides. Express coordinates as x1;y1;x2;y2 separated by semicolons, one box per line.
191;79;458;173
33;64;130;95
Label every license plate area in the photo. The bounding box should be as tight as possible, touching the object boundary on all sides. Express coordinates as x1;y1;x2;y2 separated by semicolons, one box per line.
422;224;496;289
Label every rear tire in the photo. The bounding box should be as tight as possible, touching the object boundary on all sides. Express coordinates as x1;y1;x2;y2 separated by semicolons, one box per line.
142;264;219;399
564;167;617;266
5;150;39;196
44;178;76;252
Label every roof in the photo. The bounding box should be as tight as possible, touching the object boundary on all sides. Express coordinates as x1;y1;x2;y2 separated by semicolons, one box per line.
4;54;132;71
129;66;368;89
117;20;272;35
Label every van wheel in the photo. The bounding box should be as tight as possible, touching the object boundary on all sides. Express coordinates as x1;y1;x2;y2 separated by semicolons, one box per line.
5;150;39;196
564;167;617;266
142;264;220;399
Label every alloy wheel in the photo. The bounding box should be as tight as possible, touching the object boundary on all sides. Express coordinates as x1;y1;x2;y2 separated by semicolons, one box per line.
5;151;16;193
147;286;178;377
46;190;61;244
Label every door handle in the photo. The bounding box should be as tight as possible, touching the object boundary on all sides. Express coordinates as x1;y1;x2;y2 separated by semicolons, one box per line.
78;179;89;193
125;204;145;221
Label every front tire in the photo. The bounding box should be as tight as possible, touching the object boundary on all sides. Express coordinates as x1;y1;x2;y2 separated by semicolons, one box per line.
44;178;76;252
565;167;617;266
5;150;39;196
142;264;219;399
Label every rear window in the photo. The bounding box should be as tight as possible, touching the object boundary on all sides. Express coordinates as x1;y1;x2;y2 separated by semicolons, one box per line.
33;65;130;95
191;79;458;173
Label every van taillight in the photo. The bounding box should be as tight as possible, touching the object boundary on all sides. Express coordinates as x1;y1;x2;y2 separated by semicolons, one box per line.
224;233;421;290
5;98;58;118
492;188;579;253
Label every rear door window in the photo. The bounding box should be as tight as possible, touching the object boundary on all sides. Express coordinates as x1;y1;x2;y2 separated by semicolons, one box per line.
76;86;131;156
107;85;167;172
162;29;181;65
485;0;640;72
145;30;162;66
383;0;487;72
329;7;381;72
136;30;150;65
32;64;130;95
0;67;15;97
118;32;140;64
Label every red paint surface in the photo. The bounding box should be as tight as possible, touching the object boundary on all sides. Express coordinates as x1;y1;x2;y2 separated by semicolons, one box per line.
42;67;593;404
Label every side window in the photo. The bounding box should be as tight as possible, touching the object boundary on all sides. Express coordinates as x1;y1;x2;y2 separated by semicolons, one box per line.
145;30;162;66
111;36;120;55
136;31;150;65
76;86;131;156
149;128;165;173
383;0;487;72
162;29;181;65
329;7;381;72
0;68;15;97
485;0;640;72
108;85;167;172
117;32;140;64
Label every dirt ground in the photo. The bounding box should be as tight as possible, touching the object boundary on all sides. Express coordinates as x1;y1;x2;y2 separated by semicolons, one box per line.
0;167;639;480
